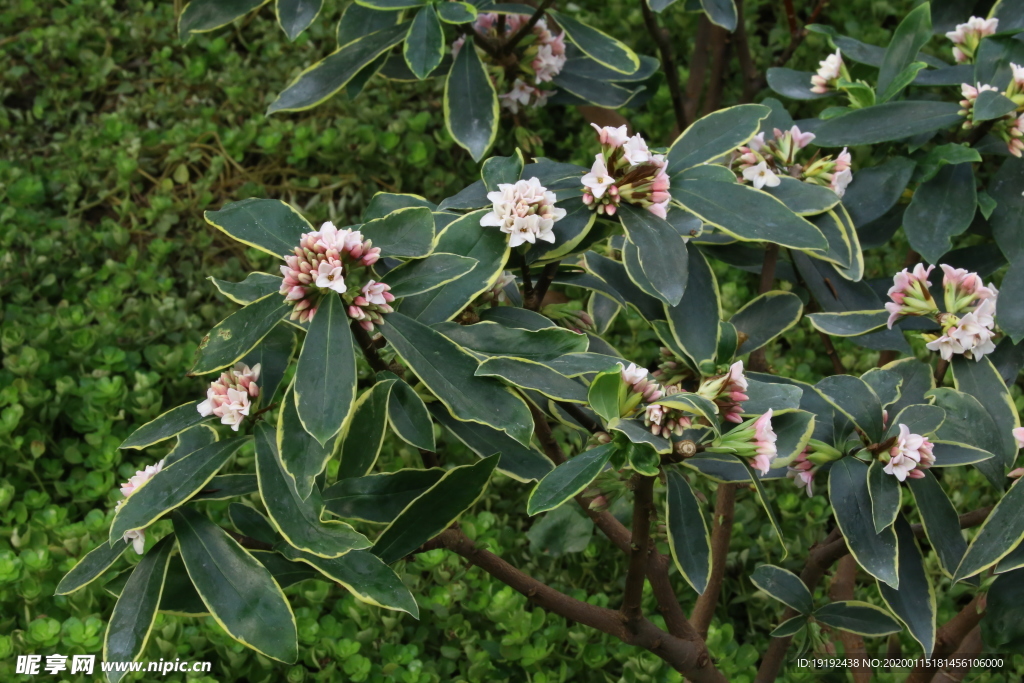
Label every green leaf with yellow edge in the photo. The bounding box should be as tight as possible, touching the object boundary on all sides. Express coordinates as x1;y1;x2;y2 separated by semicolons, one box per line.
179;0;270;41
475;357;589;403
527;443;615;515
102;536;175;683
829;457;898;588
278;383;338;499
665;469;711;595
120;401;209;450
173;507;299;663
587;367;623;423
380;312;535;445
664;247;721;367
254;423;372;558
323;469;446;523
867;459;901;534
338;381;394;479
56;541;129;596
813;601;902;636
907;471;968;578
547;10;640;75
730;291;803;355
618;204;689;307
951;356;1020;469
191;293;291;375
381;253;478;298
276;0;323;40
210;272;282;305
109;437;248;546
360;206;436;258
268;22;410;113
386;379;435;450
204;198;312;258
953;477;1024;582
750;564;813;613
878;515;936;654
814;374;884;442
373;454;500;564
434;321;589;361
445;40;498;161
667;104;769;172
294;294;357;446
807;310;889;337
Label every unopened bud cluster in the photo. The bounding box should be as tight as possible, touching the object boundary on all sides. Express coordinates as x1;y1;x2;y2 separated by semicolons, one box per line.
197;362;261;431
279;222;393;329
582;125;671;218
786;440;843;496
452;15;566;113
706;409;778;475
733;126;853;197
809;49;847;94
886;264;999;362
480;177;566;248
958;72;1024;156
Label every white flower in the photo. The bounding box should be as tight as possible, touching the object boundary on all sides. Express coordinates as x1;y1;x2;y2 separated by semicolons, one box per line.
314;261;346;291
925;334;965;361
884;424;935;481
742;162;781;190
973;295;997;328
622;134;651;165
950;312;997;360
817;50;843;80
500;78;534;114
507;215;539;247
533;43;566;83
119;460;165;498
619;362;648;386
590;123;630;147
480;178;563;246
582;154;615;199
830;168;853;197
747;132;765;152
361;280;390;306
789;125;816;149
123;528;146;554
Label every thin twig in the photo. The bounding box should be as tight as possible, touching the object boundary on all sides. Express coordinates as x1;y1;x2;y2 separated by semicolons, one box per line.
748;243;779;372
503;0;557;54
690;482;737;637
905;595;987;683
640;0;687;134
529;261;560;311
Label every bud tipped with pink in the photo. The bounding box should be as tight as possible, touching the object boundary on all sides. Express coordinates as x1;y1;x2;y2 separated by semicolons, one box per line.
883;424;935;482
885;263;937;328
197;362;261;431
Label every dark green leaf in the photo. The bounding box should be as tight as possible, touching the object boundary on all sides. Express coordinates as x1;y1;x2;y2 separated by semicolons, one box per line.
433;321;588;361
527;443;615;515
250;550;320;587
445;42;498;161
982;568;1024;650
550;71;642;108
731;291;803;355
954;477;1024;581
163;424;218;467
338;381;393;479
883;358;934;416
813;601;902;636
907;471;968;578
360;206;435;258
179;0;268;40
192;474;258;501
674;179;828;251
584;251;664;323
279;384;338;498
699;0;737;31
481;151;524;191
381;312;535;445
106;556;210;617
770;616;807;637
813;102;964;147
191;294;290;375
814;375;884;441
751;564;813;614
807;311;889;337
734;457;786;553
476;357;588;403
173;508;298;663
829;457;899;588
373;454;499;563
667;104;769;172
878;516;936;654
56;541;128;596
904;163;976;264
587;368;623;423
526;505;595;556
618;204;689;306
399;210;509;323
665;247;721;366
354;0;426;7
428;403;552;481
229;503;281;546
268;22;409;113
928;441;995;467
103;536;174;681
878;61;927;103
683;453;789;483
120;401;208;450
204;198;312;258
254;423;371;558
842;157;916;229
240;323;295;403
276;0;322;40
362;192;435;221
997;257;1024;343
403;6;444;79
436;1;477;23
762;177;841;216
382;253;478;298
884;404;944;440
990;157;1024;261
950;356;1019;469
294;294;357;445
868;460;901;533
210;272;282;305
665;469;711;594
324;469;446;523
766;68;833;100
973;89;1018;121
387;379;435;450
876;3;931;97
547;10;640;75
861;368;901;408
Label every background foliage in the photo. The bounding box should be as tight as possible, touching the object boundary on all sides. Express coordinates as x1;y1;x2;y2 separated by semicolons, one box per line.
2;0;1021;681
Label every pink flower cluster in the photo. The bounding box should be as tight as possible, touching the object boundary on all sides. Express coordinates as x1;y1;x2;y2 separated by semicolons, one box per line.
810;50;844;94
453;14;566;114
883;424;935;481
479;177;566;247
348;280;396;332
787;449;816;496
923;265;998;362
697;360;749;424
884;263;938;328
115;459;166;553
582;125;671;218
621;362;663;403
958;80;1024;155
734;126;852;197
197;362;261;431
708;409;778;475
946;17;999;63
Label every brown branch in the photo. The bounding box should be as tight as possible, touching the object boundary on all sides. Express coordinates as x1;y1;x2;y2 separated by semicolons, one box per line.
352;320;390;374
528;261;560;311
641;0;687;134
828;556;871;683
931;626;983;683
558;401;604;433
683;16;712;126
225;529;274;552
702;26;732;116
733;0;761;102
433;527;727;682
690;482;737;637
622;474;656;629
934;358;949;386
503;0;557;54
905;594;987;683
819;331;846;375
748;243;780;372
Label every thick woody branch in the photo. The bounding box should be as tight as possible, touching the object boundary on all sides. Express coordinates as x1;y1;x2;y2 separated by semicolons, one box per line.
622;474;656;629
640;0;687;132
931;626;983;683
433;527;727;682
691;482;737;636
528;261;560;311
748;243;780;372
828;556;871;683
905;595;987;683
683;16;711;124
351;321;390;374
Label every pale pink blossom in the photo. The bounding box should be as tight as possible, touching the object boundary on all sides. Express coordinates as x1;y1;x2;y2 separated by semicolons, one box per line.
480;177;565;248
950;311;997;360
1014;427;1024;450
500;78;535;114
314;261;345;292
946;17;999;63
361;280;393;306
788;125;816;149
590;123;630;147
885;263;936;328
834;147;851;173
830;168;853;197
747;132;765;152
884;424;935;482
622;134;651;165
533;43;566;83
119;460;165;499
123;529;146;554
926;334;965;361
620;362;648;386
698;360;749;424
742;162;781;190
810;50;842;93
198;362;261;431
751;410;778;475
582;154;615;199
787;449;815;496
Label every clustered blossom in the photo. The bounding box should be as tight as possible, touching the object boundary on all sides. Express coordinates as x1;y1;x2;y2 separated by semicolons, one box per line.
810;50;846;94
477;271;518;306
733;126;853;197
882;424;935;481
197;362;261;431
786;439;842;496
958;78;1024;156
945;17;999;64
707;409;778;475
696;361;749;424
279;222;392;329
581;125;671;218
479;177;566;247
452;14;566;113
884;263;1000;361
115;459;166;553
